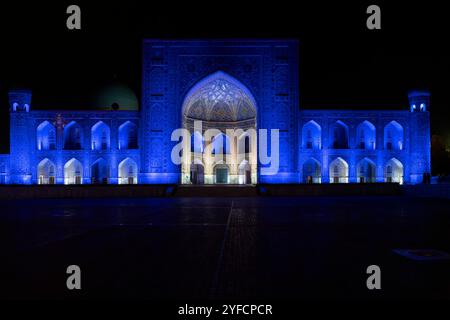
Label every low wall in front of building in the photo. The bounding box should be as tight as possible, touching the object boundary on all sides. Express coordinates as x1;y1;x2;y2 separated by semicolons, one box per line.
258;183;401;196
0;185;175;200
0;183;411;199
401;184;450;199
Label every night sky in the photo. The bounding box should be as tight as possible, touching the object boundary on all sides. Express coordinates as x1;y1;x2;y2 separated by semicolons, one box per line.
0;1;448;153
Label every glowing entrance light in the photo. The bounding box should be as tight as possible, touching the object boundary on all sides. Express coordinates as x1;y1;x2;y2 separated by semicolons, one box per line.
180;71;258;185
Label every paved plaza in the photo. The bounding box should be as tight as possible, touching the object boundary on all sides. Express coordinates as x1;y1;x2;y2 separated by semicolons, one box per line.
1;195;450;300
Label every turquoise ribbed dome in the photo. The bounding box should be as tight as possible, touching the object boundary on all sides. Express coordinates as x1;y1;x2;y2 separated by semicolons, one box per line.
94;82;139;111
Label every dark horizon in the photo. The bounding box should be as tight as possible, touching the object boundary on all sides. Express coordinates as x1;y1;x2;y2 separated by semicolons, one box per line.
1;1;449;153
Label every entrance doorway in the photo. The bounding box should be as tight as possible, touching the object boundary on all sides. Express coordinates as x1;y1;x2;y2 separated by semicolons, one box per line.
215;165;229;184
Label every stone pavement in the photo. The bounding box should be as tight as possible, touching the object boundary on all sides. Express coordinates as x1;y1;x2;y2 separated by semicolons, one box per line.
1;196;449;300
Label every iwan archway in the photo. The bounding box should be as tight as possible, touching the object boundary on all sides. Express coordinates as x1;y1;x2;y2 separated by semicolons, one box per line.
180;71;257;185
140;40;299;184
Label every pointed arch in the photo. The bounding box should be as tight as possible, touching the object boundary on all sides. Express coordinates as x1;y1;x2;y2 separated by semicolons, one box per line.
302;120;322;150
384;121;404;151
238;160;252;184
118;121;138;150
180;71;257;184
91;158;109;184
36;121;56;150
38;158;56;184
356;120;376;150
211;132;231;155
118;157;138;184
181;70;257;121
64;121;83;150
64;158;83;185
190;131;204;153
331;120;349;149
190;163;204;185
244;135;251;154
237;130;256;163
91;121;111;151
303;157;321;183
329;157;349;183
385;158;404;184
357;157;376;183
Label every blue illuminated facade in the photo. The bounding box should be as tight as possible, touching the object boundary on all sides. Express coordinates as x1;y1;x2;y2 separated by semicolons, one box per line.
0;40;431;185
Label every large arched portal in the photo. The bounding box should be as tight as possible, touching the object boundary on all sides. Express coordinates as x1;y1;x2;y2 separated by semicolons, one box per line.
181;71;257;184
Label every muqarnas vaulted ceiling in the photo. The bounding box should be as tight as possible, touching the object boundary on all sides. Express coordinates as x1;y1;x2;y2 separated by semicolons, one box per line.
183;78;257;122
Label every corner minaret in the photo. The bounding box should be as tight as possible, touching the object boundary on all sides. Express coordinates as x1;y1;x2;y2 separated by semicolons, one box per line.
408;90;431;183
9;89;33;184
408;90;430;113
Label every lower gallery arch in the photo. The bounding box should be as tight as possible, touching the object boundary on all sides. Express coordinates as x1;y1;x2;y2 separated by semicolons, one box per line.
385;158;404;184
214;164;229;184
91;158;109;184
64;158;83;185
190;162;204;185
38;158;56;185
118;158;138;184
238;160;252;184
302;158;321;183
329;157;349;183
357;158;376;183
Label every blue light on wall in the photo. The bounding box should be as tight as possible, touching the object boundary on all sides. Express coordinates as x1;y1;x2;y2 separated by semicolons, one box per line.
0;41;432;186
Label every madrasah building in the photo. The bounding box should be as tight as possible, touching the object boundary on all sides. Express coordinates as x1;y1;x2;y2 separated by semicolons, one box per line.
0;40;431;185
